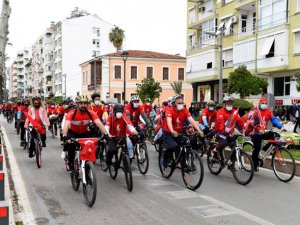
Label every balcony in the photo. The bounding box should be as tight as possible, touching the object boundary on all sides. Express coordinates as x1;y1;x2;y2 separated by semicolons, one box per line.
46;81;53;87
259;11;288;31
235;0;255;10
186;68;218;83
188;0;203;2
88;84;101;91
188;14;215;30
45;70;53;76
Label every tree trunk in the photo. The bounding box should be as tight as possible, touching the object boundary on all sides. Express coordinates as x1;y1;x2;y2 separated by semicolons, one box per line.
0;0;11;103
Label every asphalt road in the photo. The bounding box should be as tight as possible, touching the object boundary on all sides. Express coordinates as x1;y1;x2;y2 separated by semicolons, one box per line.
1;116;300;225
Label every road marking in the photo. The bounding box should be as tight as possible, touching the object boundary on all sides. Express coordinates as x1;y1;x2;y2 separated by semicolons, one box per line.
141;179;174;186
162;190;200;199
189;205;235;218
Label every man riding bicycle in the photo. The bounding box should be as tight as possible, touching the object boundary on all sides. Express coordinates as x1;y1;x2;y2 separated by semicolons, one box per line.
48;101;59;136
162;94;204;169
105;104;138;167
123;95;152;159
19;99;30;146
89;92;108;124
62;95;108;172
198;100;217;134
24;96;50;157
142;98;153;117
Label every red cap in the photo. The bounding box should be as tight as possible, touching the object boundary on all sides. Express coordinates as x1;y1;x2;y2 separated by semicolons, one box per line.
259;97;268;104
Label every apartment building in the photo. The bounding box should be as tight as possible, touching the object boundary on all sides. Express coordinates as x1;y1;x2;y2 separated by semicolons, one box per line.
9;61;18;98
80;50;193;106
187;0;300;105
52;8;115;98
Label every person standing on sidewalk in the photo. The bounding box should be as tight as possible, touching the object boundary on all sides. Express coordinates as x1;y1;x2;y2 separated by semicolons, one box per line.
293;102;300;133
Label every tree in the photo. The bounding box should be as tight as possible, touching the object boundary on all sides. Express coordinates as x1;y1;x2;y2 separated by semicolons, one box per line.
295;72;300;92
136;78;162;103
0;0;11;103
109;26;125;51
170;81;182;94
226;65;268;99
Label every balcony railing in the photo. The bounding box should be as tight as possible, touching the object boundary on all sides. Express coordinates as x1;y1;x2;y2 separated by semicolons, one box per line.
259;11;288;31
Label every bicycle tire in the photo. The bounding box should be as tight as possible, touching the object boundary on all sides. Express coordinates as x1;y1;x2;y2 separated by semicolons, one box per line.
123;154;133;192
136;143;149;175
35;140;42;168
71;158;81;191
232;150;254;185
109;152;118;180
51;124;55;139
99;144;108;171
158;147;175;179
181;150;204;191
83;161;97;207
207;148;222;175
154;142;160;152
272;148;296;182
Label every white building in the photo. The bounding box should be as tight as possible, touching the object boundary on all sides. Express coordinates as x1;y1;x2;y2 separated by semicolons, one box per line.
52;8;115;98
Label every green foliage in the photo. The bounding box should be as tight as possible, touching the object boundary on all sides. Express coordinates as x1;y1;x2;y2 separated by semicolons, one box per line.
216;98;254;116
226;65;268;99
295;72;300;92
46;96;63;104
170;81;182;94
136;78;162;103
109;26;125;51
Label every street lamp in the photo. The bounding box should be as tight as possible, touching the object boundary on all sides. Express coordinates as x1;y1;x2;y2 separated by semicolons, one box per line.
204;26;225;103
121;50;129;103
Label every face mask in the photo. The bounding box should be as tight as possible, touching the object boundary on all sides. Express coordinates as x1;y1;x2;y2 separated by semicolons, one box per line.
177;104;184;111
208;107;214;111
34;104;40;108
94;100;100;106
133;103;139;108
51;105;55;108
25;104;29;107
260;104;268;110
226;106;233;111
116;112;122;119
64;105;68;109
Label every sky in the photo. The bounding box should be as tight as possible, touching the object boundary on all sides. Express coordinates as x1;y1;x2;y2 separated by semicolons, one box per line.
3;0;187;64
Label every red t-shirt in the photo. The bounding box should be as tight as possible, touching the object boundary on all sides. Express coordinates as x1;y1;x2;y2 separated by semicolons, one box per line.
123;104;145;127
106;116;128;137
14;104;19;114
48;107;58;115
142;104;153;117
20;106;29;121
66;109;98;134
6;104;12;111
198;108;217;126
163;107;191;133
88;104;105;122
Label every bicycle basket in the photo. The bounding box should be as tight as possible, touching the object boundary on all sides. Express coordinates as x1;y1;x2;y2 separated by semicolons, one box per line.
78;138;99;163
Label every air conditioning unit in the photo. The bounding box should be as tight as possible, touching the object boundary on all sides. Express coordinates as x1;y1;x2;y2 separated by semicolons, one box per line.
231;16;238;23
199;7;206;12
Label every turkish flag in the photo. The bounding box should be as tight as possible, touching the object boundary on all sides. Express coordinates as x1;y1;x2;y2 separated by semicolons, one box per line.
225;108;239;134
24;112;46;135
78;138;99;163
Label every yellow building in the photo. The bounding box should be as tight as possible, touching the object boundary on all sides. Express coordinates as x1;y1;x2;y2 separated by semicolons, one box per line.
187;0;300;105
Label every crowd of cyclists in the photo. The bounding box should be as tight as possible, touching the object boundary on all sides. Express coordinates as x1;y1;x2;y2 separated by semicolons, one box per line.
0;92;294;194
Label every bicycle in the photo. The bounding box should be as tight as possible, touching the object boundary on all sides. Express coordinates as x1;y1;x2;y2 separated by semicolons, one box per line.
24;127;31;151
158;134;204;191
7;111;13;124
130;134;149;175
69;137;99;207
243;130;296;182
207;130;254;185
28;126;43;168
49;115;58;139
105;137;133;192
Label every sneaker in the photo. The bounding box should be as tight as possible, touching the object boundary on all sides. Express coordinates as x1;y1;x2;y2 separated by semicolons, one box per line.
28;152;34;158
61;151;67;159
42;142;46;147
254;166;259;172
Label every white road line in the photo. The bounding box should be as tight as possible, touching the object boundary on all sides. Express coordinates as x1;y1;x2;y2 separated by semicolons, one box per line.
1;127;37;225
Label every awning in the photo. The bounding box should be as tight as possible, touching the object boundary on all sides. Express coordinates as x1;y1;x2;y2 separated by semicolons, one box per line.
218;21;225;30
224;19;233;35
260;37;275;56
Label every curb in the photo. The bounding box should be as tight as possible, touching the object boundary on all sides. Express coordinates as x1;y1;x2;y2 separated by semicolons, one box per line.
1;126;36;225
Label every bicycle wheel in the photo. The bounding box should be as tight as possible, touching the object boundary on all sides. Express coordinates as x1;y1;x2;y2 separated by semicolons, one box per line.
158;147;175;179
272;148;296;182
17;122;20;135
109;153;118;180
35;141;42;168
83;161;97;207
181;150;204;191
122;154;133;192
51;124;55;139
99;144;108;171
71;159;81;191
207;148;222;175
232;150;254;185
136;143;149;175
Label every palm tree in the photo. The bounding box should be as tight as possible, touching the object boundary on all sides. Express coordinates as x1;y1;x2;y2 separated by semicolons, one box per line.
170;81;182;94
109;26;125;51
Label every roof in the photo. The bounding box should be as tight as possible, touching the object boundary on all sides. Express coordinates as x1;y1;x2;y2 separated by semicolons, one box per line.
104;50;185;60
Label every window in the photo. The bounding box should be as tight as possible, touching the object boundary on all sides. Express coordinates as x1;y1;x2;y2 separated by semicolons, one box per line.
146;67;153;78
207;62;212;69
92;39;100;48
189;34;195;48
178;68;184;81
201;19;217;41
274;76;290;96
131;66;137;79
162;67;169;80
253;12;256;34
298;0;300;12
114;93;121;103
189;8;196;24
222;49;233;68
241;15;247;32
93;27;100;36
294;32;300;54
114;65;121;79
47;76;51;81
266;40;275;58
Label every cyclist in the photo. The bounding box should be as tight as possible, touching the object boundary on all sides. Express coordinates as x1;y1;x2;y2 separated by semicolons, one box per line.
198;100;217;134
19;99;30;146
6;102;13;121
123;95;152;159
62;95;108;171
248;97;285;172
24;96;50;157
213;96;245;167
153;100;169;143
48;101;59;136
59;100;76;145
142;98;153;117
88;93;108;124
105;104;138;166
14;99;22;131
162;94;204;168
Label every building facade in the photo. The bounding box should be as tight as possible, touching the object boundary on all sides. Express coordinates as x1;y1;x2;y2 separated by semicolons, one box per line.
80;50;193;106
187;0;300;105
